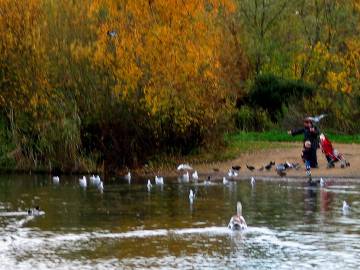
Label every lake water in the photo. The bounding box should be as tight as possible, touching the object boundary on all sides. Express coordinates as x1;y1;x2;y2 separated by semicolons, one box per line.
1;174;360;269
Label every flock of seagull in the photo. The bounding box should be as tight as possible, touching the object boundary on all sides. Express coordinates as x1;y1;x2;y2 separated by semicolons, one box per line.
49;161;352;230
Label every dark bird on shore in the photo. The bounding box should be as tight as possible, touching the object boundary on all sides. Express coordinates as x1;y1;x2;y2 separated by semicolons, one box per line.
213;168;219;172
246;164;255;171
258;166;264;171
107;30;117;37
265;161;275;170
232;165;241;171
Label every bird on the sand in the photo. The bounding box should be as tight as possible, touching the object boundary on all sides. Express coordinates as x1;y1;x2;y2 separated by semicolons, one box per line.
246;164;255;171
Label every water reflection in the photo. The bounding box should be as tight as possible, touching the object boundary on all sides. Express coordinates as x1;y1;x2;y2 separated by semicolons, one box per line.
0;174;360;269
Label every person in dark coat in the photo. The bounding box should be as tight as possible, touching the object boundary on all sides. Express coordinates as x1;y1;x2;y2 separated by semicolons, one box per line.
288;118;320;168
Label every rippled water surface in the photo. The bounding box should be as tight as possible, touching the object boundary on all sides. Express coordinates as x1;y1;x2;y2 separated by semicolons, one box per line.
1;174;360;269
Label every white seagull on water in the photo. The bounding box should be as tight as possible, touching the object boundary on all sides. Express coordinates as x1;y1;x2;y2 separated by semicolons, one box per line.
79;176;87;188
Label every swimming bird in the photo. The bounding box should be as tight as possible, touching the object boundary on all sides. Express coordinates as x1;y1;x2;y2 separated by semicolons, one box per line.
228;169;238;178
320;178;325;187
147;179;152;191
223;177;229;185
125;172;131;183
192;171;199;180
342;201;350;214
94;175;101;186
79;176;87;188
155;176;164;185
27;206;42;216
228;202;247;231
251;177;255;186
232;165;241;171
107;30;117;37
246;164;255;171
182;171;190;182
189;189;195;200
307;114;327;123
52;176;60;184
177;163;193;171
265;161;275;170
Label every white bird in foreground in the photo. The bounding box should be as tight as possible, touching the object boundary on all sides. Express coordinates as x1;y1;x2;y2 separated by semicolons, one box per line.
223;177;229;185
155;176;164;185
147;179;152;191
79;176;87;188
125;172;131;183
177;163;193;171
342;201;350;214
192;171;199;180
251;177;255;186
228;169;238;178
52;176;60;184
320;178;325;187
228;201;247;231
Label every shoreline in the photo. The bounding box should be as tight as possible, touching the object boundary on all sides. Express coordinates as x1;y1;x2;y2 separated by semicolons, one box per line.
135;142;360;181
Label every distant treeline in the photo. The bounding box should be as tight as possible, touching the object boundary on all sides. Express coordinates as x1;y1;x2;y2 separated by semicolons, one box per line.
0;0;359;172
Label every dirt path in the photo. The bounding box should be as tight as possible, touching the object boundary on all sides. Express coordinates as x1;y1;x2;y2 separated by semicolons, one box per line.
193;142;360;180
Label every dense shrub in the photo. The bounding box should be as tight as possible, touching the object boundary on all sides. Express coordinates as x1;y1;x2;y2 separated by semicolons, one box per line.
247;74;315;121
235;105;273;132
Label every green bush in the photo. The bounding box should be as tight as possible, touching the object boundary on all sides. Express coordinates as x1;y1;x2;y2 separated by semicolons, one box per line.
248;74;314;121
235;105;273;132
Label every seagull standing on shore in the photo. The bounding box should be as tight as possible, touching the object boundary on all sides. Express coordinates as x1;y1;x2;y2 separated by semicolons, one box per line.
228;169;238;178
223;177;229;185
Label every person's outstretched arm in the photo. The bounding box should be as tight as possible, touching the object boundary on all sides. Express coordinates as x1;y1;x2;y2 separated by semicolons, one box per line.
288;128;304;136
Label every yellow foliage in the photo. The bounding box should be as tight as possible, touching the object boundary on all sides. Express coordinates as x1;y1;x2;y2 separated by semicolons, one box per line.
86;0;236;133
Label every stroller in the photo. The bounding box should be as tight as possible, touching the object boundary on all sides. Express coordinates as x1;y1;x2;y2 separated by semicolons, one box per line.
319;133;350;168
